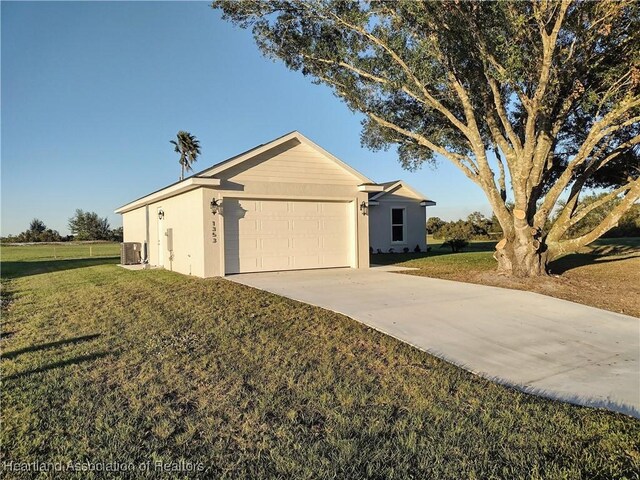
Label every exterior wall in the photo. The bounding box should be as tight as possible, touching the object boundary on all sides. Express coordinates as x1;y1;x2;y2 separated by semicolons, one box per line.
221;139;358;186
122;207;148;245
369;188;427;253
144;189;206;277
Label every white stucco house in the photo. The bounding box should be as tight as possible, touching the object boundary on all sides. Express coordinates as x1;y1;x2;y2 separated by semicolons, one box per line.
115;131;435;277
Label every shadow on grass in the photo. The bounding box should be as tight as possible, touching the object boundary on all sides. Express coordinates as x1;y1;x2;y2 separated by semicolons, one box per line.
1;333;101;360
2;352;111;381
1;256;119;279
549;252;640;274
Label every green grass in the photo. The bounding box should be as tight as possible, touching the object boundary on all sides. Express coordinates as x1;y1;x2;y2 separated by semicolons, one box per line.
372;238;498;275
1;249;639;478
1;242;120;262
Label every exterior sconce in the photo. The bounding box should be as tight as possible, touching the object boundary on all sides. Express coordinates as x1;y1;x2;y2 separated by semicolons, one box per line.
158;209;165;220
360;201;368;215
210;198;222;215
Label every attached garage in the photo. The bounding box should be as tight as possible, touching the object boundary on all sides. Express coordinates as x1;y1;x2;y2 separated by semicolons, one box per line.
116;131;380;278
223;199;353;274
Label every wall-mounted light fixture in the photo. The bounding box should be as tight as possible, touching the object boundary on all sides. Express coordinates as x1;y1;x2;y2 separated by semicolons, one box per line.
360;201;368;216
210;198;222;215
158;209;165;220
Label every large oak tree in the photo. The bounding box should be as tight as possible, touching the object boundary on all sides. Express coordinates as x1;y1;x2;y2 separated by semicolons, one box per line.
214;0;639;277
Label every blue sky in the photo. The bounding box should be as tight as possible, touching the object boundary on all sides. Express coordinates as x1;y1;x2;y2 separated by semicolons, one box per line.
1;1;491;236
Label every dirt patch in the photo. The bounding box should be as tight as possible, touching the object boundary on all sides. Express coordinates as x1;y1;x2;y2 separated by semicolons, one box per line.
409;255;640;318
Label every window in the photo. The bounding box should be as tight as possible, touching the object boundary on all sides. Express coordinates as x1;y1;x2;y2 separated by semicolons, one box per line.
391;208;405;243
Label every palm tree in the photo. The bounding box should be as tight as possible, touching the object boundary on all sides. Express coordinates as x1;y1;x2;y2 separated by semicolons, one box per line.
170;131;201;180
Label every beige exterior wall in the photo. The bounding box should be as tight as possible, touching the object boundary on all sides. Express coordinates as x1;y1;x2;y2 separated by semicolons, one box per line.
369;185;428;253
122;206;148;245
122;189;207;277
120;136;371;278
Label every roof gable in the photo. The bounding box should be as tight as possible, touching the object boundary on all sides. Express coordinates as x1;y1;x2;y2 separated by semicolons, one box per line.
370;180;435;205
198;131;372;184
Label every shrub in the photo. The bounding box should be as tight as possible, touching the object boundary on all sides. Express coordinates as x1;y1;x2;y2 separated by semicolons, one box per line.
441;239;469;253
403;247;410;253
414;244;421;253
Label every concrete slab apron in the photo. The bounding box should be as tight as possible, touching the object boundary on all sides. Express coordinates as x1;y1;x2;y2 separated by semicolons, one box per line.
228;268;640;418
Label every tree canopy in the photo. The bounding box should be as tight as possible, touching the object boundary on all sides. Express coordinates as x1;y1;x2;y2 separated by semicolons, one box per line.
13;219;62;243
171;131;201;181
68;210;111;241
214;0;639;276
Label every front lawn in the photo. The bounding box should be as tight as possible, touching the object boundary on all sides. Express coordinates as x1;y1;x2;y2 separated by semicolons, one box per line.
373;237;640;317
1;251;639;478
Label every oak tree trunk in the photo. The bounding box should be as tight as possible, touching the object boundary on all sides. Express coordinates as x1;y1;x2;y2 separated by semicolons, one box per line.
494;213;548;277
494;241;549;277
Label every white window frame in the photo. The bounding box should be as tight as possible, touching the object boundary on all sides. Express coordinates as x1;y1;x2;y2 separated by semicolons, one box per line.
390;207;407;244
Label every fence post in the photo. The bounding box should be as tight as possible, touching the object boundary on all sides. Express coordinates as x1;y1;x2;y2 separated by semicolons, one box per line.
90;246;93;257
54;246;57;259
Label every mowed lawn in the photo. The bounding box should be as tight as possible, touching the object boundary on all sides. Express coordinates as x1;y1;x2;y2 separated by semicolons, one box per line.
373;237;640;318
1;245;639;479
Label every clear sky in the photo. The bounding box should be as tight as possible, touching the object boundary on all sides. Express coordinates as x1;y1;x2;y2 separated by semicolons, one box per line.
1;1;492;236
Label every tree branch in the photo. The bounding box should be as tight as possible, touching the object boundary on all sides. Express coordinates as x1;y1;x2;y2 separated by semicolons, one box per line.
548;177;640;260
302;2;472;137
367;112;479;182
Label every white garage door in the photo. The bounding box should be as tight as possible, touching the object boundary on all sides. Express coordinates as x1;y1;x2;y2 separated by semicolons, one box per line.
224;199;352;274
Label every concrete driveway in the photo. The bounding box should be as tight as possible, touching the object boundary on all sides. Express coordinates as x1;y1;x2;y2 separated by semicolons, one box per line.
229;267;640;418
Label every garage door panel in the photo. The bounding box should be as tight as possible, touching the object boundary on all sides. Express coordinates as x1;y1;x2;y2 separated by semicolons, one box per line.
292;202;320;214
261;255;293;270
260;237;290;251
260;201;289;214
323;235;348;250
292;219;321;231
293;254;321;268
322;253;348;265
237;257;259;272
259;219;290;233
224;199;351;274
292;237;321;250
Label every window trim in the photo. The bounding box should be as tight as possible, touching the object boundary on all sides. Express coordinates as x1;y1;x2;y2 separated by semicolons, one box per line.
390;207;407;244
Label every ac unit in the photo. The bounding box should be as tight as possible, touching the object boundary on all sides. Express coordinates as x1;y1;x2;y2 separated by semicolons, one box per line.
121;242;142;265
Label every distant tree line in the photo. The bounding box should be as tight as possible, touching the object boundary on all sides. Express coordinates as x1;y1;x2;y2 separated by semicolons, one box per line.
429;194;640;252
428;212;501;241
2;210;123;243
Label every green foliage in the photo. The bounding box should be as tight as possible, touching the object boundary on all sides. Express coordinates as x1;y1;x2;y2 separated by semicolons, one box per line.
441;238;469;253
12;219;62;243
426;216;445;235
68;209;111;241
109;226;124;242
170;130;201;180
28;219;46;234
555;194;640;239
431;212;496;241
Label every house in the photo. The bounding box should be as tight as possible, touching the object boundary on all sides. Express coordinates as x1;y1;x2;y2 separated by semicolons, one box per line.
115;131;435;277
368;181;436;253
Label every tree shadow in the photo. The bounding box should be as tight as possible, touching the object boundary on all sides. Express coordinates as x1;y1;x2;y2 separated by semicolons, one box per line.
0;331;16;341
549;252;640;275
1;256;119;280
2;351;111;381
1;333;101;360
